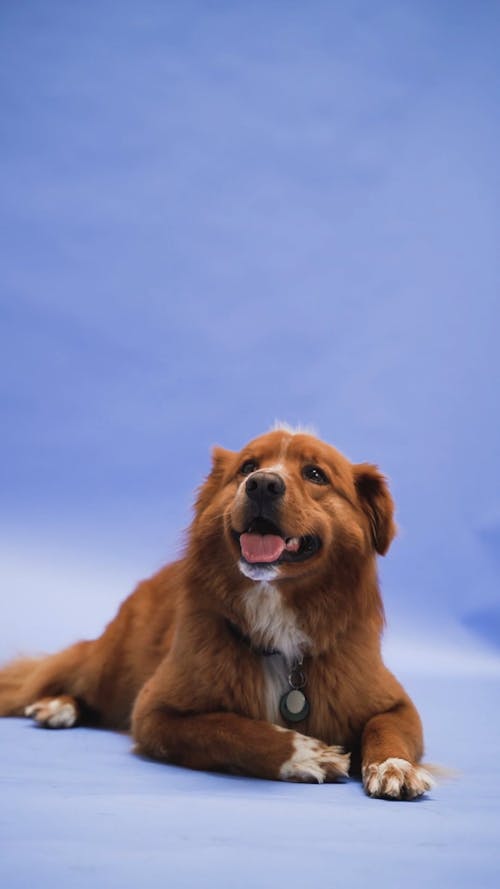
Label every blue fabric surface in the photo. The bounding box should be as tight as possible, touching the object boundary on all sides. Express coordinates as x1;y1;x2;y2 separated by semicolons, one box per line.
1;2;499;886
1;0;499;651
1;675;499;889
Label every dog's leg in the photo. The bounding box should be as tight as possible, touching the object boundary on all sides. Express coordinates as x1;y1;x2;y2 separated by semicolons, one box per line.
133;708;350;783
25;694;80;728
361;699;434;800
1;641;95;725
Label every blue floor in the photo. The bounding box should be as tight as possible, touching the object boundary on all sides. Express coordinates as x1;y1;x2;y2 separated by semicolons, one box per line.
1;675;499;889
1;1;499;886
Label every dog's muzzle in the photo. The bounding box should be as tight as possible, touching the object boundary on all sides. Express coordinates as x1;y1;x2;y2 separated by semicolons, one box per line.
232;471;321;567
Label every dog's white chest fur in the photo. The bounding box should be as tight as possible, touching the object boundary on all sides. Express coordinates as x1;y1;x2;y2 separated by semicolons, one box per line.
261;655;291;725
241;582;310;724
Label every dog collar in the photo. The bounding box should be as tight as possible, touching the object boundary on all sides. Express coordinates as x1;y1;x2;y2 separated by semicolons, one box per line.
226;619;310;722
226;619;281;657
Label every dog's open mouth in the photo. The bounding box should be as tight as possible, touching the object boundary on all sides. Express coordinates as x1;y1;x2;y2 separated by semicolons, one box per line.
232;518;321;566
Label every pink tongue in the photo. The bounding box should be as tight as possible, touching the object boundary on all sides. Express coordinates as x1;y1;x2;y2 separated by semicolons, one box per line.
240;533;286;564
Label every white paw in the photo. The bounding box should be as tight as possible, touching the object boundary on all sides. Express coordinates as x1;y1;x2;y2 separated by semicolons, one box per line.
363;757;434;800
280;734;350;784
25;696;78;729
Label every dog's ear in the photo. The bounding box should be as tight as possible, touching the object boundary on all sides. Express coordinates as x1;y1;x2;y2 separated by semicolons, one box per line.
353;463;396;555
194;446;235;515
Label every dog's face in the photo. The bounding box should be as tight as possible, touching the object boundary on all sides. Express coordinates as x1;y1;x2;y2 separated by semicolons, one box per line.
194;429;395;586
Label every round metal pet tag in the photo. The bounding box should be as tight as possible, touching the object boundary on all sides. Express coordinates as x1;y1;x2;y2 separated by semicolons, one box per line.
279;689;310;723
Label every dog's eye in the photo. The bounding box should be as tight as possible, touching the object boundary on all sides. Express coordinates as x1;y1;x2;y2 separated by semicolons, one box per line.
302;465;329;486
240;460;259;476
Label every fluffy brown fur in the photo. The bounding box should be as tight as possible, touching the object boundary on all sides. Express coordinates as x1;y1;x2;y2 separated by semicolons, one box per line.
0;428;433;799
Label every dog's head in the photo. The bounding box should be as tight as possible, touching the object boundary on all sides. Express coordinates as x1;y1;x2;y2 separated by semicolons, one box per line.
191;428;396;587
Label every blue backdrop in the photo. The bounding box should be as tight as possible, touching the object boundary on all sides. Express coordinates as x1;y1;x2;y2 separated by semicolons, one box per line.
1;1;499;665
1;5;500;889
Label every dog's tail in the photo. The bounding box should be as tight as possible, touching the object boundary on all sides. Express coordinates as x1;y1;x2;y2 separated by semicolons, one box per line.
0;656;46;716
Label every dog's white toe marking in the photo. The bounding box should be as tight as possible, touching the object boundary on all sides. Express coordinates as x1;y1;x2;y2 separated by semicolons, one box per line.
25;696;77;728
363;757;434;799
279;733;350;783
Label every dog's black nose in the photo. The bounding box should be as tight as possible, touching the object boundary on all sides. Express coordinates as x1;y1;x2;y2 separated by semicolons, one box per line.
245;471;286;501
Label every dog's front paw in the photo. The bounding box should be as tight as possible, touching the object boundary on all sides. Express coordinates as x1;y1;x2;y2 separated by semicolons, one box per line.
280;734;350;784
363;757;434;800
25;696;78;729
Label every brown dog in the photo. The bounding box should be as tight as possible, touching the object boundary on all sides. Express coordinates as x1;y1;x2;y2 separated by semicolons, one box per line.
0;427;433;799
